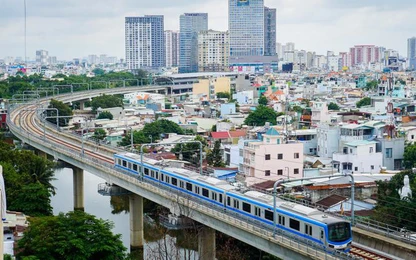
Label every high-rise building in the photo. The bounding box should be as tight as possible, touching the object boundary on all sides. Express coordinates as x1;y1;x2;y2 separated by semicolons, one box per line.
165;30;180;68
229;0;265;57
125;15;165;70
285;42;295;52
88;55;99;64
198;30;229;72
264;7;276;56
349;45;380;66
36;50;49;65
408;37;416;70
179;13;208;73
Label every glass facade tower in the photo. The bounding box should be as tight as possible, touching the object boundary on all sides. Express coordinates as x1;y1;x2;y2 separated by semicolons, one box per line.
179;13;208;73
229;0;265;57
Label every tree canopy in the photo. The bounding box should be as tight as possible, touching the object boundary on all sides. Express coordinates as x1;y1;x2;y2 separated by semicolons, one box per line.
0;141;55;216
366;80;378;89
47;99;73;127
404;143;416;169
328;102;340;111
119;119;185;147
93;128;107;141
91;94;124;112
216;92;231;100
244;105;281;126
207;140;225;167
258;95;268;106
356;97;371;108
97;111;114;120
373;171;416;231
17;211;127;260
171;135;207;166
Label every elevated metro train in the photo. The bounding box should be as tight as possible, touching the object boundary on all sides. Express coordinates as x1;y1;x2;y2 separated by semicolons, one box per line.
114;152;352;252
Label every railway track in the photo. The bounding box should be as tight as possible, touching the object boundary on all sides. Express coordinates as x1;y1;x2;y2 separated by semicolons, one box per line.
350;245;392;260
17;106;114;165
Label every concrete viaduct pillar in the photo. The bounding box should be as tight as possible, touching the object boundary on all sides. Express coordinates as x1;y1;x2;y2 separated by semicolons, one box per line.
79;101;85;110
72;166;84;211
198;226;216;260
129;194;144;250
35;149;48;159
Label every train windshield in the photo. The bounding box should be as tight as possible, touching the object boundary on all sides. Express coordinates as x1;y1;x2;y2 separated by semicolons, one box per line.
328;222;351;242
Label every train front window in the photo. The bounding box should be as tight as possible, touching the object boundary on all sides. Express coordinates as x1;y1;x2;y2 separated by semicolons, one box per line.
328;222;351;242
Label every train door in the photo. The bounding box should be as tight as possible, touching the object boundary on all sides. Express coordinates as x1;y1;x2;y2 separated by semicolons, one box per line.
319;228;326;246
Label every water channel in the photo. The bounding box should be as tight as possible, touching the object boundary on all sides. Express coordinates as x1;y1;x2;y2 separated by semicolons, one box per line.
50;167;200;259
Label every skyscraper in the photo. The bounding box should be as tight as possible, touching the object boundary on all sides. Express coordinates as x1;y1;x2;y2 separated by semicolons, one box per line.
264;7;276;56
229;0;265;57
349;45;380;66
179;13;208;73
408;37;416;70
125;15;165;71
165;30;180;68
36;50;49;65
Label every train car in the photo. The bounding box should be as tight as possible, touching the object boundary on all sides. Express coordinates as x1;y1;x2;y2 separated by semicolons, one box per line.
113;152;352;252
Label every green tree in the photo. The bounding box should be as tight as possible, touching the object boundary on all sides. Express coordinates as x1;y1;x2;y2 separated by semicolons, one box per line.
206;140;225;167
171;135;208;166
93;128;107;141
91;94;124;112
356;97;371;108
216;92;231;100
373;171;416;231
97;111;114;120
328;102;340;111
244;105;281;126
290;105;304;113
366;80;378;89
47;99;73;126
92;68;105;76
17;211;127;260
11;183;53;217
258;95;268;106
404;143;416;169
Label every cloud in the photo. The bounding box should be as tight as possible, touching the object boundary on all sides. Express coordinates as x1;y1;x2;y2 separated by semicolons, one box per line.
0;0;414;60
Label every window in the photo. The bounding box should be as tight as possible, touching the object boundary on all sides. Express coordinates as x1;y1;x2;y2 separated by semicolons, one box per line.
171;177;177;186
265;210;273;221
343;147;348;154
386;148;393;158
354;167;358;171
219;194;223;203
321;230;324;239
227;196;231;206
128;162;132;169
195;186;200;194
233;199;239;209
242;202;251;213
202;188;209;198
186;182;192;191
290;218;300;231
305;224;312;236
412;135;415;140
294;168;299;174
144;168;149;176
265;170;271;176
180;181;184;189
122;160;127;167
294;153;300;159
277;154;283;159
161;174;164;182
350;148;353;154
133;164;138;171
278;215;285;226
369;147;374;153
278;169;283;175
150;171;154;178
118;159;121;165
265;154;271;160
211;192;217;201
371;165;374;170
155;172;158;180
166;176;170;183
254;207;261;217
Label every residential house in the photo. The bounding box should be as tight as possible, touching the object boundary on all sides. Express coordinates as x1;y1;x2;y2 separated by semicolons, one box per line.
239;127;304;186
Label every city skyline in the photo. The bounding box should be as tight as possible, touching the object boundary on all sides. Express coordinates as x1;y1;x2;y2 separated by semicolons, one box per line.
1;0;416;60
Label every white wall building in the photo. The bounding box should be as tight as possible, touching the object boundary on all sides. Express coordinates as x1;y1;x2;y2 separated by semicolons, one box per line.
317;124;340;158
333;140;382;174
165;30;180;68
311;101;330;127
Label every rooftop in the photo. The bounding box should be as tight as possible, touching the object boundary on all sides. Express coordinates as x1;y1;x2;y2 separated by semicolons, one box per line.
345;140;377;147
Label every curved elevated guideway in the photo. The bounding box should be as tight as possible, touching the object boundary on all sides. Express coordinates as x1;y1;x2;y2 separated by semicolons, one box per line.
6;86;407;260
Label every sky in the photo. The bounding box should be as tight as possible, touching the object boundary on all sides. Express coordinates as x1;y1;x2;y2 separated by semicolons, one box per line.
1;0;415;60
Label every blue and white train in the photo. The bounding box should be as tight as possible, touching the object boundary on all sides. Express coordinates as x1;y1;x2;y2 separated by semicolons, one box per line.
114;152;352;252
